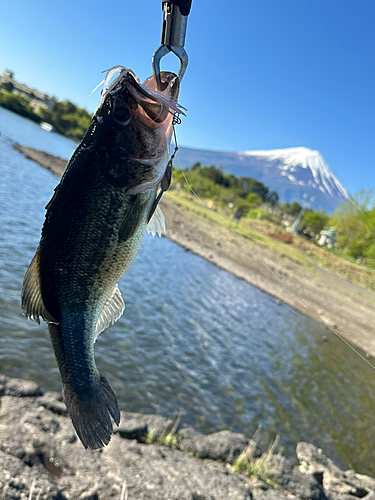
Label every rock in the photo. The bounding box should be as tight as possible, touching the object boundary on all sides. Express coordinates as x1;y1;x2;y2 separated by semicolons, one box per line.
297;442;375;497
325;493;368;500
178;427;252;463
248;478;270;491
115;411;177;442
251;489;296;499
114;416;148;441
0;388;252;499
78;488;100;500
265;454;327;500
0;374;43;397
37;391;67;416
3;374;375;500
0;450;64;499
297;441;344;475
353;472;375;492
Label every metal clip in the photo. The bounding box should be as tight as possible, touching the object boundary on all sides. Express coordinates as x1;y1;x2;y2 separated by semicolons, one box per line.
152;1;191;90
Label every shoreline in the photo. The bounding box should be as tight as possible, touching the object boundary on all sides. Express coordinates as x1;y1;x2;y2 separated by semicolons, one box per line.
14;143;375;358
2;373;375;499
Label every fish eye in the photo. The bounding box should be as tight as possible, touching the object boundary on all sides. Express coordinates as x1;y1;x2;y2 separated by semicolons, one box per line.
114;106;131;125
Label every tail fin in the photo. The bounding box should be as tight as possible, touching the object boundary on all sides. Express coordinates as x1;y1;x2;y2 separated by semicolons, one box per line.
63;374;120;450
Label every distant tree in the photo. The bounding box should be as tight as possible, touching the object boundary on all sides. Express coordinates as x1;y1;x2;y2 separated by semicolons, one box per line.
0;91;40;123
303;211;330;235
245;193;263;207
281;201;303;217
49;100;91;140
267;190;279;206
241;178;269;200
1;81;14;92
331;189;375;262
191;162;202;171
204;165;225;185
223;172;239;189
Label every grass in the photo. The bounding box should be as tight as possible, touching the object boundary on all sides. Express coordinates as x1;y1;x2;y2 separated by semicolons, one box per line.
231;433;280;489
232;456;278;488
144;414;181;447
144;431;179;447
164;189;375;292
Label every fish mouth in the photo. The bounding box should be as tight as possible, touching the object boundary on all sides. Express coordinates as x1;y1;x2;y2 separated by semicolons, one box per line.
93;66;185;192
98;66;184;127
125;71;180;124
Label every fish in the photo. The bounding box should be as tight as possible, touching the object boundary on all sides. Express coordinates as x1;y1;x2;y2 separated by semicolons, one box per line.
21;67;184;449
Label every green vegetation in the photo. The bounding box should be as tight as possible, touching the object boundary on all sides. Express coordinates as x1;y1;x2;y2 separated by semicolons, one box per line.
0;91;41;123
303;211;330;235
144;431;179;447
170;164;375;278
172;162;279;217
2;77;373;268
0;90;92;140
232;455;278;488
332;189;375;266
40;100;91;139
172;163;326;229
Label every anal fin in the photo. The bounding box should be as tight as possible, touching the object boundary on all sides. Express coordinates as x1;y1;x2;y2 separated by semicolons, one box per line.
94;284;125;341
147;205;165;237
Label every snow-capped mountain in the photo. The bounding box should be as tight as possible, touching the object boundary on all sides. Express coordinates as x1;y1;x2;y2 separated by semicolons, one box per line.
175;146;348;212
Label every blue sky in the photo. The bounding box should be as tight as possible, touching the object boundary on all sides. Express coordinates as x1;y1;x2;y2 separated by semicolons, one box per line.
1;0;374;193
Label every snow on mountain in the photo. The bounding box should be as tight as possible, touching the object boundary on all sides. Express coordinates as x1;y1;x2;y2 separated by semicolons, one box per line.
239;147;348;199
175;145;348;212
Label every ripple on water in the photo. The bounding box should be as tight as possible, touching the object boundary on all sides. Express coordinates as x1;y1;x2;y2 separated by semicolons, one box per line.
1;110;375;475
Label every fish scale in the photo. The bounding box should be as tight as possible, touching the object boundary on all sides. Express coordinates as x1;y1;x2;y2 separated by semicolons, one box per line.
22;69;181;449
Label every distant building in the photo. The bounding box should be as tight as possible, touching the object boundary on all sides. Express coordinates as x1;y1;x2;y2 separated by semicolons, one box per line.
0;70;56;111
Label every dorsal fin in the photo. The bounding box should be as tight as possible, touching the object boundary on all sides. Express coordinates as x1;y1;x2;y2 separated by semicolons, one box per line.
147;205;165;237
94;285;125;341
21;248;57;324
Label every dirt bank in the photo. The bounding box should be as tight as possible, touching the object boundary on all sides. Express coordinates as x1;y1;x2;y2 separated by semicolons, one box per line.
14;144;375;358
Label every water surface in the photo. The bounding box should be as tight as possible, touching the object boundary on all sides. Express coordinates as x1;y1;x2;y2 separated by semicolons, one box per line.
1;107;375;474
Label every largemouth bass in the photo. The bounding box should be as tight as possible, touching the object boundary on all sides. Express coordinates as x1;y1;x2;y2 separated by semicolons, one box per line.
21;68;183;449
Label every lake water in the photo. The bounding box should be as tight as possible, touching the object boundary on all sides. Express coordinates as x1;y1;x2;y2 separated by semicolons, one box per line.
1;106;375;474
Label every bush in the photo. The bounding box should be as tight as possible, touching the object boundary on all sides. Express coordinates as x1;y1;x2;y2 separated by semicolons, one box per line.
0;91;41;123
246;193;263;207
303;211;330;235
247;208;269;220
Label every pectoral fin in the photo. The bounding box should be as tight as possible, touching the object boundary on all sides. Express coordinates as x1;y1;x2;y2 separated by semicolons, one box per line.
21;248;57;324
94;285;125;341
118;194;145;242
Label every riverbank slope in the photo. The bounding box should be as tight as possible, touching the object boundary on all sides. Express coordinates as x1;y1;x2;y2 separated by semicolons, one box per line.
14;144;375;357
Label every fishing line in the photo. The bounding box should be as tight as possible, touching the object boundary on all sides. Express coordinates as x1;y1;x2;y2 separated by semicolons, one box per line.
171;130;308;308
171;126;375;373
325;327;375;371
